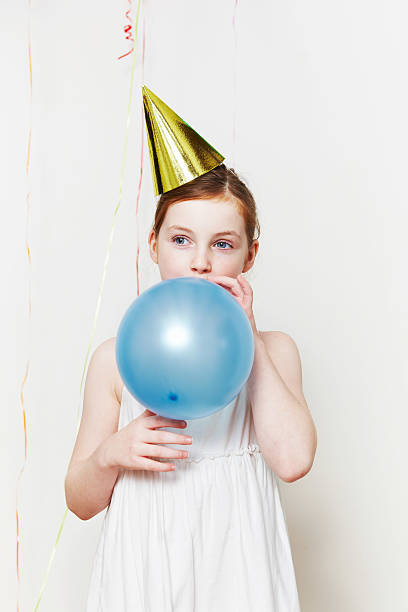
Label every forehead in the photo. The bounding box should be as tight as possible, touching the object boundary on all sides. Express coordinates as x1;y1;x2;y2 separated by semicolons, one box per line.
162;198;245;233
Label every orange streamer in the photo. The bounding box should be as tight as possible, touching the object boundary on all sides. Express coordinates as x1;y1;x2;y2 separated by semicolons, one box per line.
32;0;145;609
16;1;33;609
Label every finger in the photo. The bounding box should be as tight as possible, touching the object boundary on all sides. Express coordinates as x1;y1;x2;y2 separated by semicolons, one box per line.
145;429;192;445
208;275;243;297
140;442;189;459
237;274;252;296
132;456;176;471
145;415;187;428
142;409;158;416
207;275;236;286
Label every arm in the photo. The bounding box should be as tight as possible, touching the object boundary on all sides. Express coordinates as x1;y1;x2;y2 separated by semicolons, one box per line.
64;442;120;521
201;275;316;482
64;338;122;521
247;331;317;483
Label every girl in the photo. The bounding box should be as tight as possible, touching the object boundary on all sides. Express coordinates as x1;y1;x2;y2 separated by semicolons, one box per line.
65;163;317;611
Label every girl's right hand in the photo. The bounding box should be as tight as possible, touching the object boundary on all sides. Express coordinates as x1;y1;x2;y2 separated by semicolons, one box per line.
101;409;193;472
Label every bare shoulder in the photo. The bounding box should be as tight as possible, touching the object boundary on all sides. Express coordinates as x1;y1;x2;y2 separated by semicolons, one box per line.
102;336;124;404
259;330;300;356
85;337;123;404
66;337;123;472
259;330;309;410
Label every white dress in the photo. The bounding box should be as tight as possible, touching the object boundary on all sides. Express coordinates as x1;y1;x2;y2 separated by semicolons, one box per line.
86;382;301;612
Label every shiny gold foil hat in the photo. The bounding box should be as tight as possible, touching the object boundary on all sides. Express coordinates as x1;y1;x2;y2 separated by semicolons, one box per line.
142;86;225;195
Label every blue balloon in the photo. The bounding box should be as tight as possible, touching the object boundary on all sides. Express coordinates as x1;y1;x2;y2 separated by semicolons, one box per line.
115;277;254;420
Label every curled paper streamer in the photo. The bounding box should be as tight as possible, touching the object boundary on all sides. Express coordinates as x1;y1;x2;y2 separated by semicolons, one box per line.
118;0;135;60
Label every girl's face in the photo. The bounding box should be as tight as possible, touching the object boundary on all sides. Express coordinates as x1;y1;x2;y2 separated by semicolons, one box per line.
148;197;259;281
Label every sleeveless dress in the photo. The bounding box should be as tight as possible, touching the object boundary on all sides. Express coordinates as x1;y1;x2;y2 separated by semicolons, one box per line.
86;382;301;612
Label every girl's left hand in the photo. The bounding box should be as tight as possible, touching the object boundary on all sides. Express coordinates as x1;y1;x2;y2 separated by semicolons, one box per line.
205;274;258;336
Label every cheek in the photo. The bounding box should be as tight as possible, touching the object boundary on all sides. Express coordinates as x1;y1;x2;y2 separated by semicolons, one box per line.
158;244;186;268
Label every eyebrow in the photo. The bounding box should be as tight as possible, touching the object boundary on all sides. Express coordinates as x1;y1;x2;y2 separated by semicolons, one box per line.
167;225;241;239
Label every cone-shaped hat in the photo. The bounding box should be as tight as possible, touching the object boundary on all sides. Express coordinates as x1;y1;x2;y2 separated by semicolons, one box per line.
142;86;225;195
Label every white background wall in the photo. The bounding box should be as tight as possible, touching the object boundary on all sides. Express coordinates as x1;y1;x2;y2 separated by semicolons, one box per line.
3;0;407;610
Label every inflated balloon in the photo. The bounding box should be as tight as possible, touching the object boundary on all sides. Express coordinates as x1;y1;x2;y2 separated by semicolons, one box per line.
116;277;254;420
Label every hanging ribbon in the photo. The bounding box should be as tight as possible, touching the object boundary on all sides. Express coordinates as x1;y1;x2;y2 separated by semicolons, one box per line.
32;1;144;609
232;0;238;167
135;14;146;297
16;1;33;610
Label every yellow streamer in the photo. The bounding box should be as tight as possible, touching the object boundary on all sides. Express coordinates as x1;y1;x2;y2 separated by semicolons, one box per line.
33;1;143;608
16;2;33;610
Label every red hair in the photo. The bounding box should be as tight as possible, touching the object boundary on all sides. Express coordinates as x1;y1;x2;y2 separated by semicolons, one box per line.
151;164;260;251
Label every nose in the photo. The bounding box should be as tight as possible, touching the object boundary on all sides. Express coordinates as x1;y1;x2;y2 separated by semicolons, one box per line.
190;254;211;275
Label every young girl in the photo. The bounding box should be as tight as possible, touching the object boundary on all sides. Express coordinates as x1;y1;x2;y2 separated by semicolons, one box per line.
65;163;317;611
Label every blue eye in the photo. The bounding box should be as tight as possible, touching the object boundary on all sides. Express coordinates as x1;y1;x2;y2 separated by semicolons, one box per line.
173;236;188;245
171;236;233;249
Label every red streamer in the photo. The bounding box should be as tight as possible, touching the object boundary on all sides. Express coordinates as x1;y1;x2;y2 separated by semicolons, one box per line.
135;15;146;298
118;0;135;60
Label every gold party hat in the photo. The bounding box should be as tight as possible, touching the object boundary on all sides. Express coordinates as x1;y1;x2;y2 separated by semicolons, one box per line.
142;86;225;195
